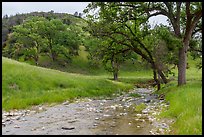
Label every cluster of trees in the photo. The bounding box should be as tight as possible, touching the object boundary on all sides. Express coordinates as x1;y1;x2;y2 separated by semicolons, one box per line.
2;11;80;46
83;2;202;89
3;16;82;65
2;3;202;90
84;36;137;80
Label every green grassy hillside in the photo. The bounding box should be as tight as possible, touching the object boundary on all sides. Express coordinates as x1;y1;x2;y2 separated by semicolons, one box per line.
2;57;134;110
156;55;202;135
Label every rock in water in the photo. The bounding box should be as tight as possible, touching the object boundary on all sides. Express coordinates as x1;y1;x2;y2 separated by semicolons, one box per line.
14;125;20;128
95;117;99;120
144;99;151;103
61;126;75;130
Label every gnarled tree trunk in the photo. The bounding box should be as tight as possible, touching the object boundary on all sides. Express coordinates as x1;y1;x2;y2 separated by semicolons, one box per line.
178;46;187;85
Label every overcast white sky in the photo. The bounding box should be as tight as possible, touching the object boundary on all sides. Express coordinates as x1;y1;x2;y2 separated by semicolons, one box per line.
2;2;89;16
2;2;168;27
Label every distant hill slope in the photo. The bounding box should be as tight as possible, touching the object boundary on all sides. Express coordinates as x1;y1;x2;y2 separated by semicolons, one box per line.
2;11;86;45
2;57;132;110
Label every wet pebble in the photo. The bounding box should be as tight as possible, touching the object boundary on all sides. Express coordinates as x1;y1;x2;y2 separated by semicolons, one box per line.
62;101;70;105
31;128;37;131
6;118;11;121
99;103;104;105
143;99;151;103
139;119;145;122
160;123;168;129
68;120;77;123
103;114;111;117
119;113;127;116
136;114;142;117
135;118;139;121
93;123;98;126
95;110;103;113
15;116;21;120
14;125;20;128
2;123;6;127
110;105;116;110
61;126;75;130
142;110;148;114
21;118;27;121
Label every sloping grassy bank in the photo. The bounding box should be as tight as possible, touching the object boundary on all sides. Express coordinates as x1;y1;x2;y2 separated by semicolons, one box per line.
156;62;202;135
2;57;133;111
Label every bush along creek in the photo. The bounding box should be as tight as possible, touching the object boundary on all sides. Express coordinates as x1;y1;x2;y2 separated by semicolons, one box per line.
2;88;174;135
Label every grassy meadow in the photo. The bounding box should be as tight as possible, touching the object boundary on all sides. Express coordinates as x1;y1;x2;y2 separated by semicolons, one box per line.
2;45;153;111
2;57;135;111
2;45;202;135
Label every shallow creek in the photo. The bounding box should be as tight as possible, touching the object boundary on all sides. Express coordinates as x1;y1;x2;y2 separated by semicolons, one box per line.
2;88;173;135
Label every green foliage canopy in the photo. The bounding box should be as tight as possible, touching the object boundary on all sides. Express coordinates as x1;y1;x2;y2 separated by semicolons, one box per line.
4;16;82;64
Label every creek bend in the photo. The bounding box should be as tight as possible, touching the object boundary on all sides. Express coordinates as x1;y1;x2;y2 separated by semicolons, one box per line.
2;88;172;135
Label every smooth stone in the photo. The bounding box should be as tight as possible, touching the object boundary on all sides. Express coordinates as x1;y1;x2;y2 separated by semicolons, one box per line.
14;125;20;128
62;101;70;105
136;114;142;117
61;126;75;130
142;110;148;114
103;114;111;117
93;123;98;126
95;117;99;120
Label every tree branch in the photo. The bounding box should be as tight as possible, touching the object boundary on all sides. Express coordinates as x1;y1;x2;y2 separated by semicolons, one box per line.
164;2;176;21
191;10;202;28
175;2;182;22
186;2;192;20
185;4;202;40
99;31;154;65
145;6;169;20
124;24;154;61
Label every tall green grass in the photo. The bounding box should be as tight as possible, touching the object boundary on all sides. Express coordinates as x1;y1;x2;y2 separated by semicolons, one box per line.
156;55;202;135
158;80;202;135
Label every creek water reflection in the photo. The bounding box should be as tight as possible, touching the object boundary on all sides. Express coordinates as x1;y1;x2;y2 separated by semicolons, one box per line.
90;88;160;135
91;105;153;135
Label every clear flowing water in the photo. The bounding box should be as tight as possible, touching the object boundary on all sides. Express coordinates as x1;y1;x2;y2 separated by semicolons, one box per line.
91;107;152;135
2;88;169;135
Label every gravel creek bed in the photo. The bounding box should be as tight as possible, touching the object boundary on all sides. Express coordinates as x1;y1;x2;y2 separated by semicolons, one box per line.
2;88;174;135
